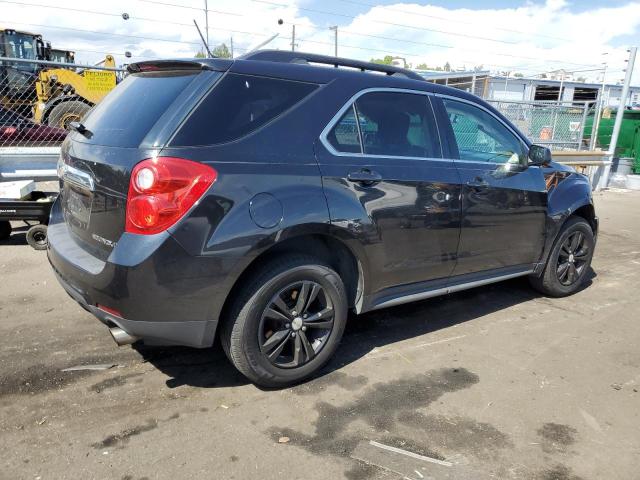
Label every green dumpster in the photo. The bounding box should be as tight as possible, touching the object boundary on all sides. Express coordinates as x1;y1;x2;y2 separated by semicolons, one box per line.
584;109;640;173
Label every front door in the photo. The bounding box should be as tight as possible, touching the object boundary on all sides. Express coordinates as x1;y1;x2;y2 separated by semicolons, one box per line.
434;96;547;276
316;90;462;298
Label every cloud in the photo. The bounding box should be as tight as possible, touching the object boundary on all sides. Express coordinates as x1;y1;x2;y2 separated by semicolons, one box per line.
3;0;639;83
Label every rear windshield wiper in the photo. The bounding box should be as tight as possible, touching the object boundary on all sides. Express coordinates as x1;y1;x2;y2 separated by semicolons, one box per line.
69;121;93;138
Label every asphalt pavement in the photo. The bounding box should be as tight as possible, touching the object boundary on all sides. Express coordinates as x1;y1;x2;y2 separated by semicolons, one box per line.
1;190;639;480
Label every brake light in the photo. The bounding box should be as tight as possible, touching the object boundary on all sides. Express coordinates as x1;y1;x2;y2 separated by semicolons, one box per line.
125;157;217;235
97;304;123;318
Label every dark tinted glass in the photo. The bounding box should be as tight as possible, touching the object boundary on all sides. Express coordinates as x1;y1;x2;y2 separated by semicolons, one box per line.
443;99;524;164
354;92;439;158
80;71;200;147
171;74;318;146
327;106;361;153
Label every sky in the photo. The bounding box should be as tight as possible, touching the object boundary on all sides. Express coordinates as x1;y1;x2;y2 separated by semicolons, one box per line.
3;0;640;84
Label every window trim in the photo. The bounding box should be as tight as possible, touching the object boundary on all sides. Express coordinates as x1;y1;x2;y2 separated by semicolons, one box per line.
319;87;445;161
435;93;529;166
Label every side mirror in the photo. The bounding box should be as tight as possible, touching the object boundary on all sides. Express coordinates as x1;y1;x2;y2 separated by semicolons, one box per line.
528;144;552;166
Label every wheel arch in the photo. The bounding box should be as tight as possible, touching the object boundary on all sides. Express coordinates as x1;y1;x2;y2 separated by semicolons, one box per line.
536;172;597;275
218;230;367;329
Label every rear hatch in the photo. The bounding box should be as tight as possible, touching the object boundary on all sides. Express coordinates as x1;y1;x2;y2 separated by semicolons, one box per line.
58;61;225;260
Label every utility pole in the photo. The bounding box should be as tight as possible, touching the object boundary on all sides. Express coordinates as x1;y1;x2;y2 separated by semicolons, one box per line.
291;24;296;52
329;26;338;57
600;46;637;189
230;36;234;58
204;0;209;51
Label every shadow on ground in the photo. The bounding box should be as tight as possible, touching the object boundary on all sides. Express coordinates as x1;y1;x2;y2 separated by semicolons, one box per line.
135;272;594;390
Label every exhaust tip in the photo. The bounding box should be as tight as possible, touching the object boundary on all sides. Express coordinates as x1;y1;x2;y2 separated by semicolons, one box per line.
109;327;139;346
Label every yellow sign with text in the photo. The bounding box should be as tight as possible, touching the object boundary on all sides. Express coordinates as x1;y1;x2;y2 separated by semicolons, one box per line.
84;71;117;94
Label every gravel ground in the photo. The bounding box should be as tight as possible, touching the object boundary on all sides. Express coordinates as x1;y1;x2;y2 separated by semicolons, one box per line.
1;190;639;480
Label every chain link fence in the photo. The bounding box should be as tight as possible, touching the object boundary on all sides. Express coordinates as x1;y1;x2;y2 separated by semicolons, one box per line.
0;57;125;149
487;99;593;151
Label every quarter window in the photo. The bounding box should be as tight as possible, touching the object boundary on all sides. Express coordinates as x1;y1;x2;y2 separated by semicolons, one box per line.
326;106;360;154
171;74;318;146
442;99;524;164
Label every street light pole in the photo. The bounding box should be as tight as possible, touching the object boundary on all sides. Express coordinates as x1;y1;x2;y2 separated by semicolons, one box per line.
291;24;296;52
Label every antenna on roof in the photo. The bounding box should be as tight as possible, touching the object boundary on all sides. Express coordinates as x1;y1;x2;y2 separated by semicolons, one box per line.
193;19;214;58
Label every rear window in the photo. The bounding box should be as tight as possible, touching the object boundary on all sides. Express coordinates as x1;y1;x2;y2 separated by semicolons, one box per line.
170;73;318;146
79;71;200;147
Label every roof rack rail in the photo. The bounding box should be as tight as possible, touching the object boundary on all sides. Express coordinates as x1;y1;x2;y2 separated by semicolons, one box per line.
241;50;425;82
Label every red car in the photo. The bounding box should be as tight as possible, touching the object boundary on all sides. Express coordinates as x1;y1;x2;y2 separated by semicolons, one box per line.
0;106;67;146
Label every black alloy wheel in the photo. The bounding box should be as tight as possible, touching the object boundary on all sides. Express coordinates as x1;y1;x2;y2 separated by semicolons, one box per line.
556;230;589;286
258;280;334;368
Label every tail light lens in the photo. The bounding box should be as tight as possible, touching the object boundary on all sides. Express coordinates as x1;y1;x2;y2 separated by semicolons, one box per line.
125;157;217;235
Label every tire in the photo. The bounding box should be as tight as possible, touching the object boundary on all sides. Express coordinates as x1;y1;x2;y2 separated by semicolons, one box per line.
529;217;595;297
47;101;91;130
221;255;348;387
0;221;11;241
26;224;48;250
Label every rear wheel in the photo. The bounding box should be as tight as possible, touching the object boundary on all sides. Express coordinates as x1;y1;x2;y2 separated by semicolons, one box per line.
47;101;91;130
0;221;11;240
221;255;347;387
26;224;48;250
530;217;594;297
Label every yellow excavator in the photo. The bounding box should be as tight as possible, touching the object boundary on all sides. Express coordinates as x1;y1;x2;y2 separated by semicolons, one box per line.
34;53;117;128
1;28;117;129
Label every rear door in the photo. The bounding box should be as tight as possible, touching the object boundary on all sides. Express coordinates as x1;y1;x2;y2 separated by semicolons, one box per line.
433;96;547;276
316;89;462;297
58;66;220;260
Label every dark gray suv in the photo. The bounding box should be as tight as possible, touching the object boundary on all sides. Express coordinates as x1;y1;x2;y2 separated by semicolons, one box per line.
48;51;597;386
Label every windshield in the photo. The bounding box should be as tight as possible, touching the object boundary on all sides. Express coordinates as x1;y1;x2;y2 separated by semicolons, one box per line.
5;33;36;60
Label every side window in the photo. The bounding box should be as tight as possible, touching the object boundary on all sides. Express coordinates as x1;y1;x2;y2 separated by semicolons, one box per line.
327;105;361;154
442;99;524;164
171;74;318;146
355;92;439;158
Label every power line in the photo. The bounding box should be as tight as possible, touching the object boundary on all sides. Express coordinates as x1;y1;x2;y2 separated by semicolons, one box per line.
335;0;573;43
250;0;523;46
3;0;603;70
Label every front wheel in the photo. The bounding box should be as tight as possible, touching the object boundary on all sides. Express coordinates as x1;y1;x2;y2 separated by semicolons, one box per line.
221;255;348;387
530;217;595;297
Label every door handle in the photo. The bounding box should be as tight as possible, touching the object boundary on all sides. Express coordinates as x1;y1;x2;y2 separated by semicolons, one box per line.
347;169;382;185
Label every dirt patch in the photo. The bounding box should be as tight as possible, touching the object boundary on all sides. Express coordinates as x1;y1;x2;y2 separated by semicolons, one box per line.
291;370;369;396
538;423;578;454
92;413;180;449
535;464;585;480
397;411;512;458
268;368;479;476
89;373;144;393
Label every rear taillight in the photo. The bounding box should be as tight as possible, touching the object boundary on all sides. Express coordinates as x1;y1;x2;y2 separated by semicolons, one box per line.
125;157;217;235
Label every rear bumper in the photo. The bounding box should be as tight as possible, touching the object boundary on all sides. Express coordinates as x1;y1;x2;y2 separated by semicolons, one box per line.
47;199;227;348
51;266;216;347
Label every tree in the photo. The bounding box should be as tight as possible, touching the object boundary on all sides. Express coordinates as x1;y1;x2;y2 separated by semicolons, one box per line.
576;76;587;83
415;62;429;70
370;55;394;65
514;72;524;78
194;43;232;59
444;62;451;72
212;43;232;59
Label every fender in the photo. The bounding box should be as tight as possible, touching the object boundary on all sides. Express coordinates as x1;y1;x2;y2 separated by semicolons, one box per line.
534;163;597;275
